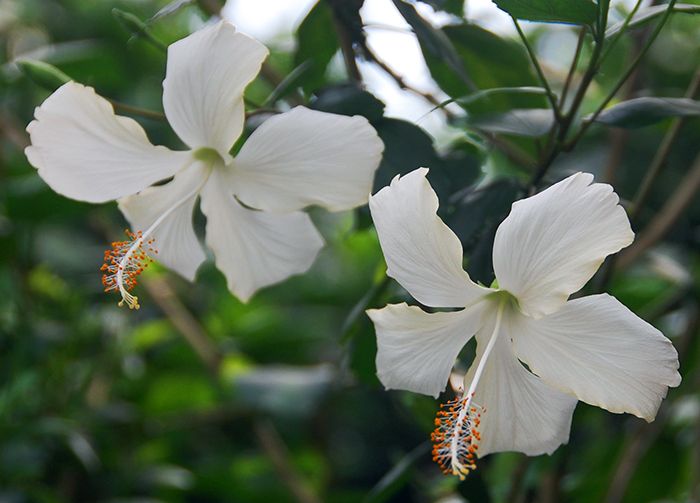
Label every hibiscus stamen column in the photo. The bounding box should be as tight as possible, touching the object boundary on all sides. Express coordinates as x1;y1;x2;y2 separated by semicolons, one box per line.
102;163;211;309
432;298;506;479
101;230;156;309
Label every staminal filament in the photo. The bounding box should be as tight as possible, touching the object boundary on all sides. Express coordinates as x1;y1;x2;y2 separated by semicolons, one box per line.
432;300;506;479
102;165;210;309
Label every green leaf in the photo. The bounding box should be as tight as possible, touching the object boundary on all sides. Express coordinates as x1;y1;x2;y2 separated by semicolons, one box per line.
419;23;546;113
294;0;340;94
416;0;464;16
373;119;480;198
112;8;166;51
468;108;555;136
392;0;473;89
429;86;550;113
605;3;700;38
493;0;598;25
592;97;700;128
148;0;193;22
448;179;521;284
309;84;386;122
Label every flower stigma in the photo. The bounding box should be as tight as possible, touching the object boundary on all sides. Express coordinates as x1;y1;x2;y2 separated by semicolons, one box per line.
431;298;507;479
101;229;156;310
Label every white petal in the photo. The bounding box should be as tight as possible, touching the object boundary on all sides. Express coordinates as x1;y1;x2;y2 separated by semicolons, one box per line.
493;172;634;318
25;82;189;203
232;106;383;212
118;163;209;281
199;170;324;302
511;294;681;422
163;21;268;154
367;302;486;398
369;168;489;308
468;315;578;457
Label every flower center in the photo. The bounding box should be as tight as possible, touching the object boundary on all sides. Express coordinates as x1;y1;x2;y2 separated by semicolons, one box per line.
431;298;506;478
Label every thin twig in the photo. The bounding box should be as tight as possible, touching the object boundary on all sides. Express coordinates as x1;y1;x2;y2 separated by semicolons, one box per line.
566;0;678;148
692;370;700;500
604;307;699;503
630;68;700;222
617;152;700;270
559;27;587;109
331;9;362;83
602;129;629;184
529;23;606;187
142;276;222;375
253;421;323;503
108;99;166;121
504;455;530;503
0;110;30;150
142;275;323;503
487;134;537;170
363;44;456;119
601;0;644;63
195;0;222;16
511;17;562;121
604;411;668;503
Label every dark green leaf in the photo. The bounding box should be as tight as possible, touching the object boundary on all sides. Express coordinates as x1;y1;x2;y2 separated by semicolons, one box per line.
449;179;521;246
420;23;545;113
309;84;386;122
468;108;555;136
592;97;700;128
372;118;442;190
293;0;340;94
605;4;700;38
429;86;550;113
448;179;521;284
373;118;480;199
493;0;598;25
416;0;464;16
392;0;473;89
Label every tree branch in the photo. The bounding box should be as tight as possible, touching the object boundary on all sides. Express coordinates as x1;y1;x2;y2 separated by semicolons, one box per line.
630;67;700;222
617;152;700;270
566;0;678;148
253;420;323;503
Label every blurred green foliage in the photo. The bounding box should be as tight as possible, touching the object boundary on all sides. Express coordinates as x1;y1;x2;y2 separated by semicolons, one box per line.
0;0;699;502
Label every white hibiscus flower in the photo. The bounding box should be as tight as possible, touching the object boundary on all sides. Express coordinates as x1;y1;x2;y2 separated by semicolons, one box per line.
25;21;383;309
366;168;680;479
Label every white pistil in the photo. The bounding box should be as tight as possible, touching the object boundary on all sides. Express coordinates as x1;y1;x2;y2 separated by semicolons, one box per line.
432;297;507;479
450;299;506;472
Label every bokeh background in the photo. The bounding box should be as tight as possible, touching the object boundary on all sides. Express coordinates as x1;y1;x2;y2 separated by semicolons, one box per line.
0;0;699;501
